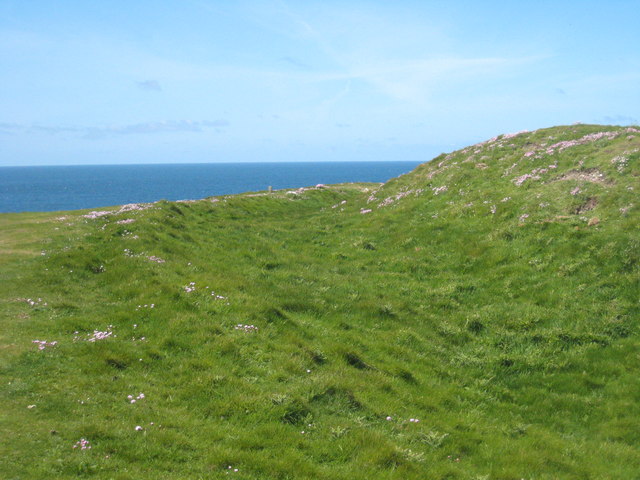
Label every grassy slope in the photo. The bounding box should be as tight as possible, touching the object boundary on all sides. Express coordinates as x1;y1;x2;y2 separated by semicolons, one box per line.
1;125;639;479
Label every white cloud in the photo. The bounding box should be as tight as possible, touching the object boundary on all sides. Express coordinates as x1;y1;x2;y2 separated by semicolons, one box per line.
0;120;230;139
136;80;162;91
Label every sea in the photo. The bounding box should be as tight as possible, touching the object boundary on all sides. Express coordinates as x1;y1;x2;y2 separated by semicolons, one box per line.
0;161;422;213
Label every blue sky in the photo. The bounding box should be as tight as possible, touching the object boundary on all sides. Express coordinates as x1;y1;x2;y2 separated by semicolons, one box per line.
1;0;638;166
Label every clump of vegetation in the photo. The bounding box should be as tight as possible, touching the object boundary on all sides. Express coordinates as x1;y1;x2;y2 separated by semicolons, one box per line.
1;124;639;479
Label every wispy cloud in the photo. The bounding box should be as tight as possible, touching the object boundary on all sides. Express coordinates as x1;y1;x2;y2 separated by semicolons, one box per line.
85;120;230;138
601;114;638;126
0;123;84;135
29;125;82;134
136;80;162;91
339;57;519;102
279;56;310;69
0;122;23;134
238;4;545;104
110;120;228;135
0;120;229;139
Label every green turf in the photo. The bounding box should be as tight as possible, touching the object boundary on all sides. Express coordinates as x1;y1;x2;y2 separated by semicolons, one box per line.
1;125;639;479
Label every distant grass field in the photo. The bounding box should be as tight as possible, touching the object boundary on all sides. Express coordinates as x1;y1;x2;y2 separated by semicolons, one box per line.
1;125;639;479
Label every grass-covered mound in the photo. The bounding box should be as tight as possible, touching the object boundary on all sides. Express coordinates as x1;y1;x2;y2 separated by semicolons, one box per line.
1;124;639;479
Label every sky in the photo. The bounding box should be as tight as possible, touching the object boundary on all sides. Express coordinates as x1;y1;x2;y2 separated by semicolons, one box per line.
1;0;639;166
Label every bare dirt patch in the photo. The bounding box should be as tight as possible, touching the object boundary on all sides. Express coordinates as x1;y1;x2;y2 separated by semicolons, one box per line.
555;168;612;185
574;197;598;214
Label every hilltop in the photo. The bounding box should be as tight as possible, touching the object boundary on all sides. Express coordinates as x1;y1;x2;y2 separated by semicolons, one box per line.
1;124;639;479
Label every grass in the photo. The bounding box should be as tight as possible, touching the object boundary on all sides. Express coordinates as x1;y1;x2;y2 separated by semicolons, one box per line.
1;125;639;479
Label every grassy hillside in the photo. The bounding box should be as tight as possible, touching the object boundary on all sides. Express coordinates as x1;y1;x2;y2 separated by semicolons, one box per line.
1;124;639;479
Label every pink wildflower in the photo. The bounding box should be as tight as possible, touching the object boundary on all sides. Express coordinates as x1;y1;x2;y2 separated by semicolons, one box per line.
32;340;57;350
73;438;91;450
87;327;113;342
235;324;258;333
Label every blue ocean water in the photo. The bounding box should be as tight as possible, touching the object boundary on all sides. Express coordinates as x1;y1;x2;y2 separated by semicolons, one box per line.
0;161;422;213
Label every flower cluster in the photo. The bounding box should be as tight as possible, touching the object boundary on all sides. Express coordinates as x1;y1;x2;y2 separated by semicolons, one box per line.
82;210;111;219
620;204;633;215
502;130;529;140
570;187;581;196
377;189;423;208
33;340;58;351
74;326;115;342
331;200;347;209
89;329;114;342
73;438;91;450
136;303;155;310
119;203;148;213
519;213;530;222
360;208;372;214
286;186;314;195
116;218;136;224
147;255;165;263
473;130;527;152
127;393;145;404
431;185;448;195
513;165;554;186
83;203;150;220
522;131;621;159
184;282;196;293
611;155;629;173
23;297;47;307
502;162;519;177
384;415;420;423
211;291;227;300
513;172;539;186
235;324;258;333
